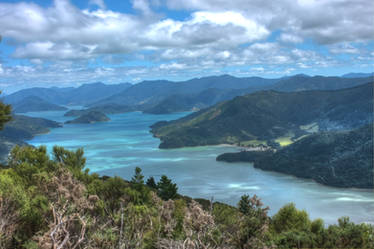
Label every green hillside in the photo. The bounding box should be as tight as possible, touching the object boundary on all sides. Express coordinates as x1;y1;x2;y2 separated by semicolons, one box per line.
151;82;373;148
0;115;61;163
12;96;67;113
217;124;373;188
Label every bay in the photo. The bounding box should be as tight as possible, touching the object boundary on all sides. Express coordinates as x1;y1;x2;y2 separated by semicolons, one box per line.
26;110;374;225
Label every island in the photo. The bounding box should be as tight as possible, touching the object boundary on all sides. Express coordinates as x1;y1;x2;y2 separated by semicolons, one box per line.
65;111;110;124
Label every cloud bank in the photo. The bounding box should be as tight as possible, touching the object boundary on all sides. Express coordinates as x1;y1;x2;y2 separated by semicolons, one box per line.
0;0;373;91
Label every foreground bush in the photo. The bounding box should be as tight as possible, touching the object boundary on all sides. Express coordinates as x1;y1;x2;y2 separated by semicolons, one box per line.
0;145;373;249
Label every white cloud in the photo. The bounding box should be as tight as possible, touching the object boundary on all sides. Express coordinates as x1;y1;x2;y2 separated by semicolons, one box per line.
0;0;268;61
0;0;372;91
166;0;374;44
159;62;187;70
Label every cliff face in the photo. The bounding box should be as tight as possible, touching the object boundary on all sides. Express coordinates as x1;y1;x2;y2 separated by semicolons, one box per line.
217;124;374;189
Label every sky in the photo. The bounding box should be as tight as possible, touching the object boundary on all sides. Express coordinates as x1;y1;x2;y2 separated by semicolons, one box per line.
0;0;373;93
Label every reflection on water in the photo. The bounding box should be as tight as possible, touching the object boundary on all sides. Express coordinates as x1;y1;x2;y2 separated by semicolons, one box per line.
27;110;374;225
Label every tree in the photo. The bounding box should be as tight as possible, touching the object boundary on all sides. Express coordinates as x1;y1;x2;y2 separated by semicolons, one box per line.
0;91;11;130
157;175;177;200
53;146;86;176
146;176;157;189
272;203;311;233
238;194;251;215
131;166;144;185
236;195;270;247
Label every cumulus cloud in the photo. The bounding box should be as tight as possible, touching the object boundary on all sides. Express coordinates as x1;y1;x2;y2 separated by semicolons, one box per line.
165;0;374;44
159;62;187;70
0;0;268;61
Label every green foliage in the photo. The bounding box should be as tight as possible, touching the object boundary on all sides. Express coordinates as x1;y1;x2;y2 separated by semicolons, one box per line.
1;144;373;249
173;199;186;239
157;175;178;200
131;166;144;185
0;92;12;130
324;217;374;248
146;176;157;189
8;146;54;186
238;194;251;215
272;203;311;233
53;146;86;176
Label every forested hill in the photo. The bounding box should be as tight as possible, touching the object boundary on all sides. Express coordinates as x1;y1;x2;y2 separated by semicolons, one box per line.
151;82;373;148
217;124;373;188
11;96;67;113
0;115;61;163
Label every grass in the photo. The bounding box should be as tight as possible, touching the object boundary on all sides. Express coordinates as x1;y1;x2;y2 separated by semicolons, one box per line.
275;132;295;147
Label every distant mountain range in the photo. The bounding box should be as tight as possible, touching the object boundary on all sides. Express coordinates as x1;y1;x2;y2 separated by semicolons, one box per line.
4;74;372;115
91;75;279;107
342;72;374;78
93;74;371;111
270;74;371;92
4;82;132;108
151;82;373;148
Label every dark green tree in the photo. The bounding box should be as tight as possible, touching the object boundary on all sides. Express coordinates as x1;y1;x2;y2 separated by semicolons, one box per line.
0;91;11;130
238;194;251;215
53;146;86;177
146;176;157;189
272;203;310;233
131;166;144;185
130;167;150;203
157;175;177;200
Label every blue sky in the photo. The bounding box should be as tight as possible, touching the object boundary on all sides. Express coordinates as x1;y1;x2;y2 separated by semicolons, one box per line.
0;0;373;93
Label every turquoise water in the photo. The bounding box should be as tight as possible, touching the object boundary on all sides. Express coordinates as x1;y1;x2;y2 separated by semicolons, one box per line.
26;110;374;225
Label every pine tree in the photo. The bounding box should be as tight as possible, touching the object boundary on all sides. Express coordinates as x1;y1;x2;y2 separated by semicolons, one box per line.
131;167;144;185
146;176;157;189
238;194;251;215
157;175;178;200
